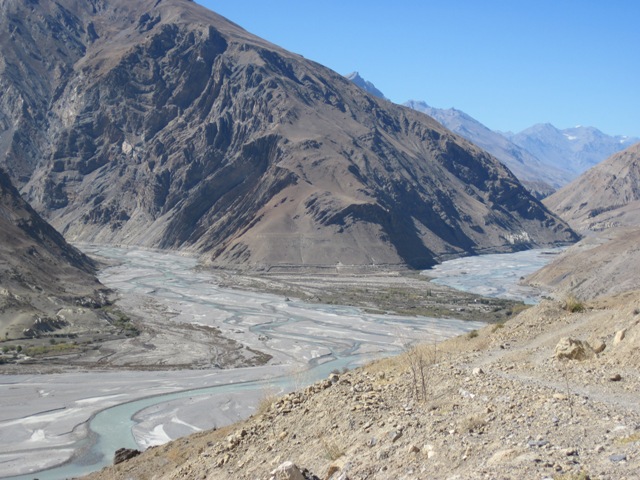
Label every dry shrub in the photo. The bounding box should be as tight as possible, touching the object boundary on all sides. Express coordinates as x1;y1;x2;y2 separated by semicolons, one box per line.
563;294;585;313
402;342;438;401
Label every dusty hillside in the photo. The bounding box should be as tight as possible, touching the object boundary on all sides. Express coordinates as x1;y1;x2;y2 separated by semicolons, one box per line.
85;291;640;480
0;168;111;346
1;0;575;271
545;143;640;233
525;228;640;301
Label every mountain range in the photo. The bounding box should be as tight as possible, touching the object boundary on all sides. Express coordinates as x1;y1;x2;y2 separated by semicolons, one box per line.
0;0;576;272
344;75;637;198
345;72;387;100
405;101;566;198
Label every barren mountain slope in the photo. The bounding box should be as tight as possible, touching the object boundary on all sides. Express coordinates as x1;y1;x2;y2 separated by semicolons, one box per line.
544;143;640;233
525;227;640;301
0;168;109;341
84;292;640;480
1;0;576;270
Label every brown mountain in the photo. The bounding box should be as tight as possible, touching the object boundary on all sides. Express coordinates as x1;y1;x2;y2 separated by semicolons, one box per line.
544;143;640;233
1;0;576;270
0;168;108;340
525;227;640;301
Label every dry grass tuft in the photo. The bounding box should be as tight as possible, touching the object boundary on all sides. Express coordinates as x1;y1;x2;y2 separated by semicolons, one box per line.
563;294;585;313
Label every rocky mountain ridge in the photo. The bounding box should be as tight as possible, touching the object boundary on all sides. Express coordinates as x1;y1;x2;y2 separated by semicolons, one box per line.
345;71;387;100
0;0;576;271
404;101;567;198
344;75;637;199
507;123;638;178
528;143;640;301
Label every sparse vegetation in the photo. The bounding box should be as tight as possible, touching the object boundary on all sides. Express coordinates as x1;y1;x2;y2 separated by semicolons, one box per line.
23;342;75;357
491;321;506;333
101;306;140;336
217;272;530;323
616;432;640;445
564;294;585;313
402;342;438;401
255;387;279;417
461;414;486;433
467;329;479;339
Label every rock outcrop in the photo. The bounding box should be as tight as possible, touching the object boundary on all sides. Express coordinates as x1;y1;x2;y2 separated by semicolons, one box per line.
1;0;577;271
113;448;142;465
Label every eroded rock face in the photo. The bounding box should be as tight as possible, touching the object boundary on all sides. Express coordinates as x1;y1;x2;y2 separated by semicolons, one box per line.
1;0;577;270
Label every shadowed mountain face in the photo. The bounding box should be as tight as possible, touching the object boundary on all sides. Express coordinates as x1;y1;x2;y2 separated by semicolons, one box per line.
0;168;108;338
1;0;577;270
544;143;640;233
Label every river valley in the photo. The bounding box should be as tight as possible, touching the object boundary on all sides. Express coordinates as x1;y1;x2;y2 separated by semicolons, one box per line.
0;246;559;479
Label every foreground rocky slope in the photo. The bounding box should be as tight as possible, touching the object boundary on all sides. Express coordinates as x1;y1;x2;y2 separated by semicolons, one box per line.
0;168;109;343
544;143;640;233
1;0;576;270
85;291;640;480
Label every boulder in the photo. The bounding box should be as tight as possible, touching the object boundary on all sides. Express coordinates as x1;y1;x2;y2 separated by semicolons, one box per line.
270;461;306;480
613;329;627;346
554;337;594;360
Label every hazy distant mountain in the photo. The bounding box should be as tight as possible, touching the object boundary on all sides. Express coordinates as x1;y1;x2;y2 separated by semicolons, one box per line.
0;0;576;271
506;124;639;177
345;72;387;99
343;73;637;199
404;101;568;197
544;143;640;233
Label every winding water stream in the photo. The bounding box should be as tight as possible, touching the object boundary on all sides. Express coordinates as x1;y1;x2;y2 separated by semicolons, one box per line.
1;246;558;479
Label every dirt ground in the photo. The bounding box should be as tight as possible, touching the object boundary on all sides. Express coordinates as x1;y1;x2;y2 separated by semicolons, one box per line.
85;290;640;480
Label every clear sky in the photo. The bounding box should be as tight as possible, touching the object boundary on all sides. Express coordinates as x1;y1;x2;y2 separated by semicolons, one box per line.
196;1;638;137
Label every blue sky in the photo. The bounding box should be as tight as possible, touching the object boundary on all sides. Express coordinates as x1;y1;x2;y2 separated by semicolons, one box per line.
197;1;638;137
